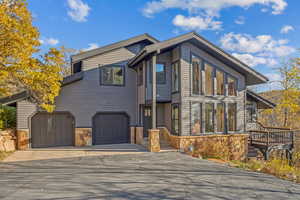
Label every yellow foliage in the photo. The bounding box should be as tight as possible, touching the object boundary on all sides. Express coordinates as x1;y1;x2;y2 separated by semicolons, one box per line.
0;0;64;112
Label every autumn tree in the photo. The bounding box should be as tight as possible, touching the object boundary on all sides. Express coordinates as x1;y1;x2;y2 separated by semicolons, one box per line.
0;0;64;112
260;59;300;128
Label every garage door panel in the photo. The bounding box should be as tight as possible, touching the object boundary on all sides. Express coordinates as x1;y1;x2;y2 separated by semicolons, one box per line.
93;113;129;145
31;112;74;148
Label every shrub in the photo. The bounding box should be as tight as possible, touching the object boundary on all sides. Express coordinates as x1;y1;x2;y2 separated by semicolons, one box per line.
0;105;16;130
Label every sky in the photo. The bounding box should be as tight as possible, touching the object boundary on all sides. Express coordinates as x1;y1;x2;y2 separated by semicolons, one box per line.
27;0;300;87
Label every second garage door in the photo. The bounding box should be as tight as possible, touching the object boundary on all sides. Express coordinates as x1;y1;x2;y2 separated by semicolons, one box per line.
92;112;129;145
31;112;74;148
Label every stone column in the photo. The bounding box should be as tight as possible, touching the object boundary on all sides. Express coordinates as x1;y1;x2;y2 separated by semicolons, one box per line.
148;129;160;152
130;127;136;144
17;130;29;150
75;128;92;147
135;127;144;145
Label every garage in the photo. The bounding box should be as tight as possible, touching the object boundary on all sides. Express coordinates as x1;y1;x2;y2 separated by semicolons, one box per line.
92;112;129;145
31;112;74;148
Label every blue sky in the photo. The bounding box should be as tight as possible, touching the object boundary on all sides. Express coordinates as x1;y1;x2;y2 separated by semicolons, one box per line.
27;0;300;84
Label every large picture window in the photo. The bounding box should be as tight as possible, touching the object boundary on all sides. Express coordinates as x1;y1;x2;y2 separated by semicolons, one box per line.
216;69;225;95
172;104;180;135
172;61;179;92
191;102;201;135
228;103;237;131
216;103;225;132
205;63;214;96
100;65;124;86
228;76;237;96
205;103;214;132
192;55;201;95
138;66;143;86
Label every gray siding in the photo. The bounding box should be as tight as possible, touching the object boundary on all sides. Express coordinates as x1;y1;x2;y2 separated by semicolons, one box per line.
179;42;246;136
17;100;37;129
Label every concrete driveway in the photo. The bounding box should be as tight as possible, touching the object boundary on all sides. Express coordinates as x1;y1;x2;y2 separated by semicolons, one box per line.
0;151;300;200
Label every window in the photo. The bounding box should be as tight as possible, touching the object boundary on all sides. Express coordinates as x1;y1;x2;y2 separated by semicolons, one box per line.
216;103;225;132
246;103;257;123
216;69;225;95
191;102;201;135
205;63;214;96
205;103;214;132
138;66;143;86
228;103;237;131
171;104;180;135
192;55;201;95
100;65;124;86
150;63;166;84
228;76;237;96
73;61;82;74
172;61;179;92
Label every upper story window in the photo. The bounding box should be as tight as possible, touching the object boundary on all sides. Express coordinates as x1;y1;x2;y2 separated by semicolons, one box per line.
192;55;202;95
205;63;214;96
228;76;237;96
172;61;179;93
138;66;143;86
216;69;225;95
100;65;124;86
72;61;82;74
149;63;166;84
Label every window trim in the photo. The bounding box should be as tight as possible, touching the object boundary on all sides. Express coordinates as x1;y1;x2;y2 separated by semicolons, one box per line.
171;60;180;94
171;103;180;136
227;75;238;96
99;64;125;87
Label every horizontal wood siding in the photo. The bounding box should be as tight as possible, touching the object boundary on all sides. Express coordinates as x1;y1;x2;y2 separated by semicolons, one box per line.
82;47;135;71
180;42;246;136
17;100;37;129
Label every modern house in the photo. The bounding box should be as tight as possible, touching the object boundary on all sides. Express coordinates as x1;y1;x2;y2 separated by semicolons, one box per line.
0;32;275;153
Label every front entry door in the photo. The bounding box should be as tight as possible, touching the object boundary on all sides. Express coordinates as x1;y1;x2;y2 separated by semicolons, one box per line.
143;106;152;137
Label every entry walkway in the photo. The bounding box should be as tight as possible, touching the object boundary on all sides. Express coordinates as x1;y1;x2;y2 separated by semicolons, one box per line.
3;144;147;162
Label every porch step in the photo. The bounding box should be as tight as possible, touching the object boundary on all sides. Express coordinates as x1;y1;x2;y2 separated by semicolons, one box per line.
247;145;263;160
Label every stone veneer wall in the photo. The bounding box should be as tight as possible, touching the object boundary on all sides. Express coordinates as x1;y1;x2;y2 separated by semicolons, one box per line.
0;129;16;152
75;128;92;147
159;127;248;161
16;129;29;150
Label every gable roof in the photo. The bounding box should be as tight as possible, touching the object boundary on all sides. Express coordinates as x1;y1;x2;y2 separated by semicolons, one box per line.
128;32;268;86
72;33;159;62
246;90;276;109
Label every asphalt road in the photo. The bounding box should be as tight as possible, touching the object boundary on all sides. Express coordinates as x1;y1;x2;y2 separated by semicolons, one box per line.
0;151;300;200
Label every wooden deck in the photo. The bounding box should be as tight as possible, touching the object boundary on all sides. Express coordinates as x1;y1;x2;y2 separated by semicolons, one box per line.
248;127;300;160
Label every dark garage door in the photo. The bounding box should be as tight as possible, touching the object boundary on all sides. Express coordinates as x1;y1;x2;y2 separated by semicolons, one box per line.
31;112;74;148
93;113;129;145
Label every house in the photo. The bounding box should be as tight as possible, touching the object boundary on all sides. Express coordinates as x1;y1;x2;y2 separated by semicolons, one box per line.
0;32;275;153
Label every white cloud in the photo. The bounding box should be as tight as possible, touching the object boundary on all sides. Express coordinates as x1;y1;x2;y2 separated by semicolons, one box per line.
232;53;277;67
235;16;245;25
82;43;99;51
39;37;59;46
265;72;281;81
67;0;90;22
221;32;295;67
142;0;288;18
172;15;222;31
280;25;294;34
220;32;295;57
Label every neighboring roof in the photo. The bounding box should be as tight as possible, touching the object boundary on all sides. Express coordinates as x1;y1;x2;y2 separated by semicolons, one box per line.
0;91;29;106
0;73;84;105
246;90;276;109
128;32;268;86
72;33;159;62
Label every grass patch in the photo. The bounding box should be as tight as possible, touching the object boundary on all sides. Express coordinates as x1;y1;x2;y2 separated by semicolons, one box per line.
0;151;13;161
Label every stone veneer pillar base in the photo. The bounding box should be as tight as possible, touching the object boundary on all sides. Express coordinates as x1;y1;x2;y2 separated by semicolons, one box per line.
17;129;30;150
75;128;92;147
148;129;160;152
130;127;136;144
135;127;144;145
